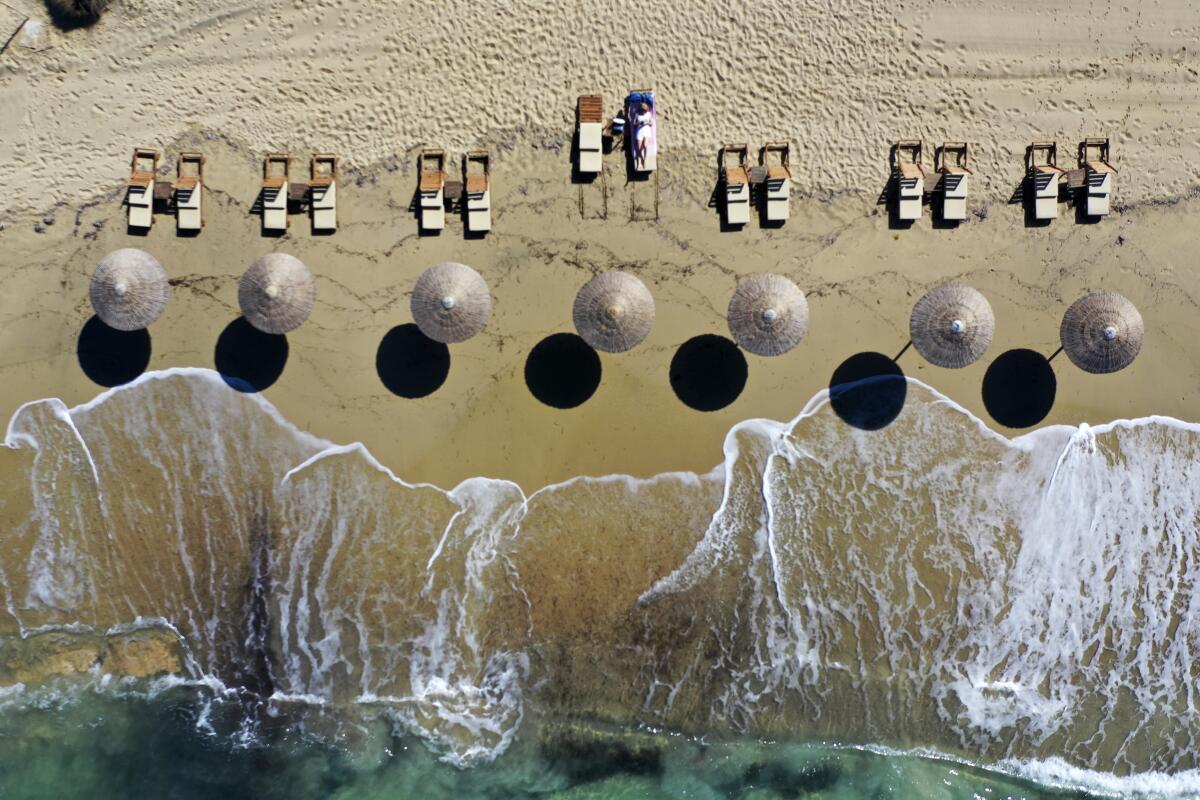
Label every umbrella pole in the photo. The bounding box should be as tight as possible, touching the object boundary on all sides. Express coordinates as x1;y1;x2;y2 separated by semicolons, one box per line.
892;340;913;362
1046;346;1063;363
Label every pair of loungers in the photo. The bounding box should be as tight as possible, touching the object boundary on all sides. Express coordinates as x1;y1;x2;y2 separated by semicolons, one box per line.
1028;139;1116;220
126;148;206;232
574;91;658;176
892;141;972;222
718;142;792;226
261;153;339;233
417;149;492;233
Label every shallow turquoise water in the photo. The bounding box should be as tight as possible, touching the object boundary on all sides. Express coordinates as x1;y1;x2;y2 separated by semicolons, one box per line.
0;686;1171;800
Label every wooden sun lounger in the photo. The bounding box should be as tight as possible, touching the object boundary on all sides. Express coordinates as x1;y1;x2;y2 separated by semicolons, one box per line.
418;148;446;230
1080;137;1116;217
719;144;750;226
893;140;925;221
261;153;291;232
1028;141;1065;220
936;142;971;221
127;147;159;229
464;150;491;233
310;154;338;232
577;95;604;174
760;142;792;222
174;151;204;232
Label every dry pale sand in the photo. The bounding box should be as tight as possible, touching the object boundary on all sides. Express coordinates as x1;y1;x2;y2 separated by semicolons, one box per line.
0;0;1198;490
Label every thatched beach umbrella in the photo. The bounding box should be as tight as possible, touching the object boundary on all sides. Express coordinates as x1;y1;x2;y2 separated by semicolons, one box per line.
727;274;808;357
909;283;995;368
1060;292;1143;374
572;271;655;353
411;262;491;344
90;248;170;331
238;253;316;335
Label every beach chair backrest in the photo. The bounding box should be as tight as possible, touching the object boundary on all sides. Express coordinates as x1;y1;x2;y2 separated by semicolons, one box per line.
1029;141;1057;170
465;150;490;175
938;142;969;172
312;154;338;179
419;149;446;174
761;142;790;167
1080;137;1110;166
178;152;204;179
719;144;748;170
264;153;291;180
132;148;159;175
578;95;604;124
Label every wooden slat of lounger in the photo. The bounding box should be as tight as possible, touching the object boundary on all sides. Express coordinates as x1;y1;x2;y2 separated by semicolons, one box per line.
129;171;154;187
465;175;488;193
262;176;287;189
420;171;445;191
578;95;603;123
175;177;199;190
724;167;749;185
766;165;791;180
898;163;924;180
309;176;334;187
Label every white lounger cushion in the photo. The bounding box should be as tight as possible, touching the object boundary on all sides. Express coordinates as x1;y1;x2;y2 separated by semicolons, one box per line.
1032;171;1058;219
420;190;445;230
725;182;750;225
941;174;967;221
263;181;288;231
1086;172;1111;216
765;176;790;221
176;184;201;231
942;196;967;221
128;183;152;228
578;123;602;173
467;187;491;232
897;177;923;220
312;181;337;231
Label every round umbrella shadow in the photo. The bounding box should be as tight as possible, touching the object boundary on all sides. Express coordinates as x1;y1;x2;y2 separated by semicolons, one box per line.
982;348;1056;428
829;351;907;431
525;333;601;409
670;334;748;412
77;315;151;387
376;323;451;398
214;317;288;393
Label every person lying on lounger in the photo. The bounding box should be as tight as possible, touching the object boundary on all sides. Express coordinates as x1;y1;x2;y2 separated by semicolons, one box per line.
633;102;653;170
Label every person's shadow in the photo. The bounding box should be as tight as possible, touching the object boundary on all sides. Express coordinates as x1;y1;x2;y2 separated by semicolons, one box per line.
525;333;602;409
828;352;907;430
76;316;151;387
669;335;748;411
981;348;1056;428
375;324;451;398
214;317;288;393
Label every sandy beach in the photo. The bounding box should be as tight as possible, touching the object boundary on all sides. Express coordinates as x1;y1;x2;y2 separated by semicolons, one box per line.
1;1;1198;489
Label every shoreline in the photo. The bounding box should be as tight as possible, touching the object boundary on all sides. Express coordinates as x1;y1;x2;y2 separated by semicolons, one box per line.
1;131;1197;489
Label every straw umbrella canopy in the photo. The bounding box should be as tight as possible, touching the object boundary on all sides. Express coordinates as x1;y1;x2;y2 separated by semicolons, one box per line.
572;271;655;353
909;283;995;368
238;253;316;335
727;274;809;356
1060;292;1143;374
89;248;170;331
411;262;491;344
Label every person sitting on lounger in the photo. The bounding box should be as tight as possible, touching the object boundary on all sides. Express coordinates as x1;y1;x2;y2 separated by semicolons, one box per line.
633;102;653;170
